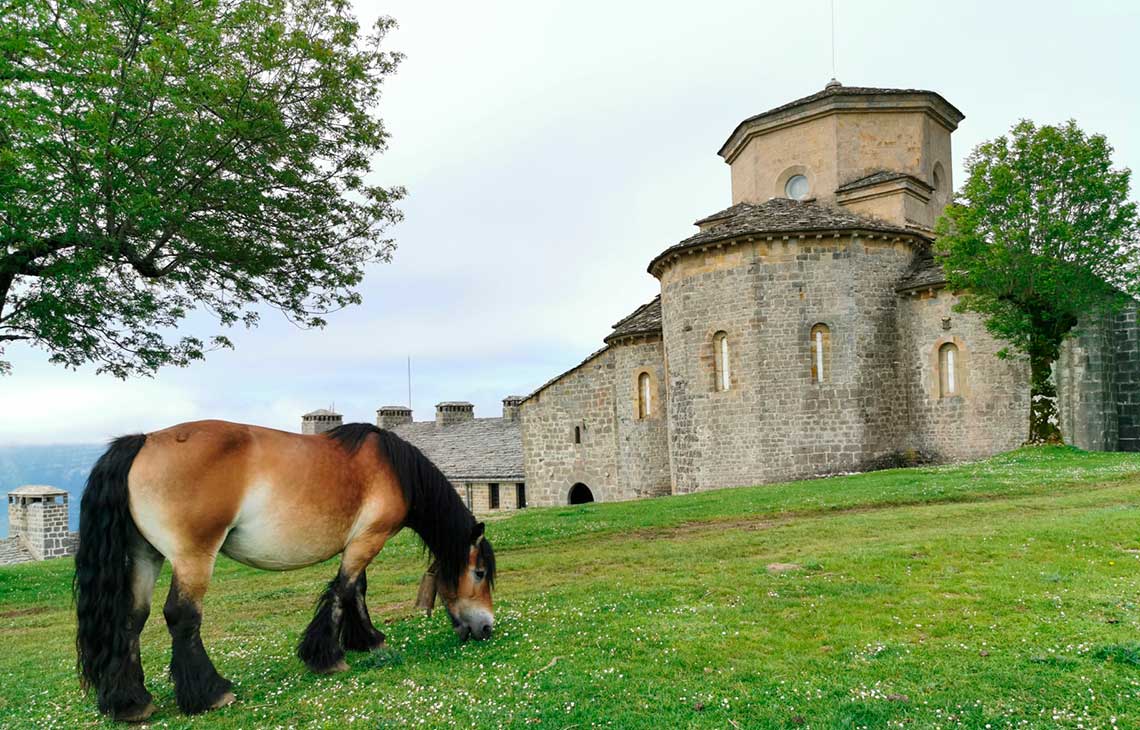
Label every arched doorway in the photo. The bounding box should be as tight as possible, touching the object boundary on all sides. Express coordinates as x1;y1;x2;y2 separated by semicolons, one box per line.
568;483;594;505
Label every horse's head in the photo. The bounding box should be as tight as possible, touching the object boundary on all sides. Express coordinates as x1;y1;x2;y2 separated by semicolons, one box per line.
421;522;495;641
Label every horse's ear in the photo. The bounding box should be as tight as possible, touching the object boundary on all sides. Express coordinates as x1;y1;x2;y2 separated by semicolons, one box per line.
471;521;485;545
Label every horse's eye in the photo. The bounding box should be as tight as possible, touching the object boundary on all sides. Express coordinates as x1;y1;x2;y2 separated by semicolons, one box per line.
474;570;486;580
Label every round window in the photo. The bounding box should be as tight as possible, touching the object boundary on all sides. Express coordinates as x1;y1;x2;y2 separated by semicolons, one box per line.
784;175;810;200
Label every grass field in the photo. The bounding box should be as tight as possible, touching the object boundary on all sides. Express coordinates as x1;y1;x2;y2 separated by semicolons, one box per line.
3;446;1140;729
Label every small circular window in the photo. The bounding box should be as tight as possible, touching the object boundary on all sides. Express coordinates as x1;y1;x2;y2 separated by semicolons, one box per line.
784;175;810;200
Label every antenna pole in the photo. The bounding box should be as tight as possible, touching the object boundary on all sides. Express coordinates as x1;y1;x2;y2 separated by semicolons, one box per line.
407;356;412;409
830;0;837;80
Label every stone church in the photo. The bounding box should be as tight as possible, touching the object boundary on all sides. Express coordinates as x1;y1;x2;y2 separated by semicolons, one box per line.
516;82;1140;507
306;82;1139;515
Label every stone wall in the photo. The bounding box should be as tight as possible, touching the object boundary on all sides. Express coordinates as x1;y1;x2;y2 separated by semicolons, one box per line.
7;498;27;541
520;348;619;506
897;290;1029;460
21;500;72;560
1115;302;1140;451
456;480;528;516
610;338;671;499
1058;312;1119;451
658;233;917;493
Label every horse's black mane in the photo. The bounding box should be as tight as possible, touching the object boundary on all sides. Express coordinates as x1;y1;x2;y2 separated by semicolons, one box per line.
324;423;495;588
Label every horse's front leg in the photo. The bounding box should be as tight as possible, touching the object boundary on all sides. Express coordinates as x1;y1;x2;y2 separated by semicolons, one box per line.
297;532;388;673
340;570;387;652
165;555;234;714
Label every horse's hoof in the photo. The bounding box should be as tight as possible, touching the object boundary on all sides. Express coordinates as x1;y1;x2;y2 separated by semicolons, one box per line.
318;659;350;674
118;702;157;723
209;691;237;710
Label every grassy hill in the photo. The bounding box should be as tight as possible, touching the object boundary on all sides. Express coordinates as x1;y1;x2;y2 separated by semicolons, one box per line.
3;446;1140;728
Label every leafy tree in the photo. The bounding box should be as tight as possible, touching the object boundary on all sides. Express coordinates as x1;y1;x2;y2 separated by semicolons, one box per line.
937;120;1139;444
0;0;403;377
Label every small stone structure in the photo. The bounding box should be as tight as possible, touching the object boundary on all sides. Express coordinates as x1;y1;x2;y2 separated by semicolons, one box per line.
301;407;343;435
2;485;78;565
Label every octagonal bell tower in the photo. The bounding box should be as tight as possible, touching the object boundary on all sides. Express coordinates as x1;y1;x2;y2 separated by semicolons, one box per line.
718;82;964;233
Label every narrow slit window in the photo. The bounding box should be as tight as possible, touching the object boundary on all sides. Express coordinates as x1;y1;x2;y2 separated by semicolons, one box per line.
574;425;581;444
489;483;500;510
713;331;730;391
810;323;830;383
939;342;960;397
638;372;652;418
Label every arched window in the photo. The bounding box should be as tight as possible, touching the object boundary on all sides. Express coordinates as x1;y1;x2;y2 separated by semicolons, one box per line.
713;331;730;391
637;372;652;419
939;342;960;397
810;323;830;383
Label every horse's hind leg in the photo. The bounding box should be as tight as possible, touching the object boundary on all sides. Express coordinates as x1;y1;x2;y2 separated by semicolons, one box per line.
117;543;164;722
297;533;387;673
164;554;235;715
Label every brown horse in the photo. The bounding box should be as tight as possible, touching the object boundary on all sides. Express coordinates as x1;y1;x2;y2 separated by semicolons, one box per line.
73;420;496;723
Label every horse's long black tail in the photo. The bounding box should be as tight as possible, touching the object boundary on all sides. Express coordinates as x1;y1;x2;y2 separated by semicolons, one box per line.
74;433;150;716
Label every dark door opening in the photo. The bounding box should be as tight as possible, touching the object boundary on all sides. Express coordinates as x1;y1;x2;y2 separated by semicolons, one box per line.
568;483;594;505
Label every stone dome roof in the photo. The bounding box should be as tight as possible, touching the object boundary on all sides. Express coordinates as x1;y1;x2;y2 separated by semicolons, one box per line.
649;198;928;277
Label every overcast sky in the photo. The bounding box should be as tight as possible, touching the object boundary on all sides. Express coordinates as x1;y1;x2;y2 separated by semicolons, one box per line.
2;0;1138;445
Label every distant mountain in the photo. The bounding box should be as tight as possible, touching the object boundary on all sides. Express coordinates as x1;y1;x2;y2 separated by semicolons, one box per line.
0;443;105;537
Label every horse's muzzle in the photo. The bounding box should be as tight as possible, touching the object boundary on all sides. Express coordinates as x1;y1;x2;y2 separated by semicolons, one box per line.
453;618;493;642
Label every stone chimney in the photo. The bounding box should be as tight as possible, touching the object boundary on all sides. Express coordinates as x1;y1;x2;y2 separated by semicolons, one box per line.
302;408;342;435
377;405;413;430
436;401;474;427
502;395;524;422
8;486;71;560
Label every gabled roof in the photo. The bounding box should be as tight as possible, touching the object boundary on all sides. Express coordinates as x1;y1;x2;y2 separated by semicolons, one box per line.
389;417;523;481
605;296;662;343
524;294;666;403
649;198;927;276
520;345;611;404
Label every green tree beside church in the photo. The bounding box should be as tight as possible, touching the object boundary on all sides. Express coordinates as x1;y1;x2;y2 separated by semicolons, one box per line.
937;120;1139;444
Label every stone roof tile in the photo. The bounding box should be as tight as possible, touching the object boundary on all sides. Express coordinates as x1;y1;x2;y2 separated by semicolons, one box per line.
836;170;933;193
605;296;662;343
896;248;949;292
650;198;926;275
389;417;523;481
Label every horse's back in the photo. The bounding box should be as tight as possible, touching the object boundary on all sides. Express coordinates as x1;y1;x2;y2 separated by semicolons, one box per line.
127;420;403;570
